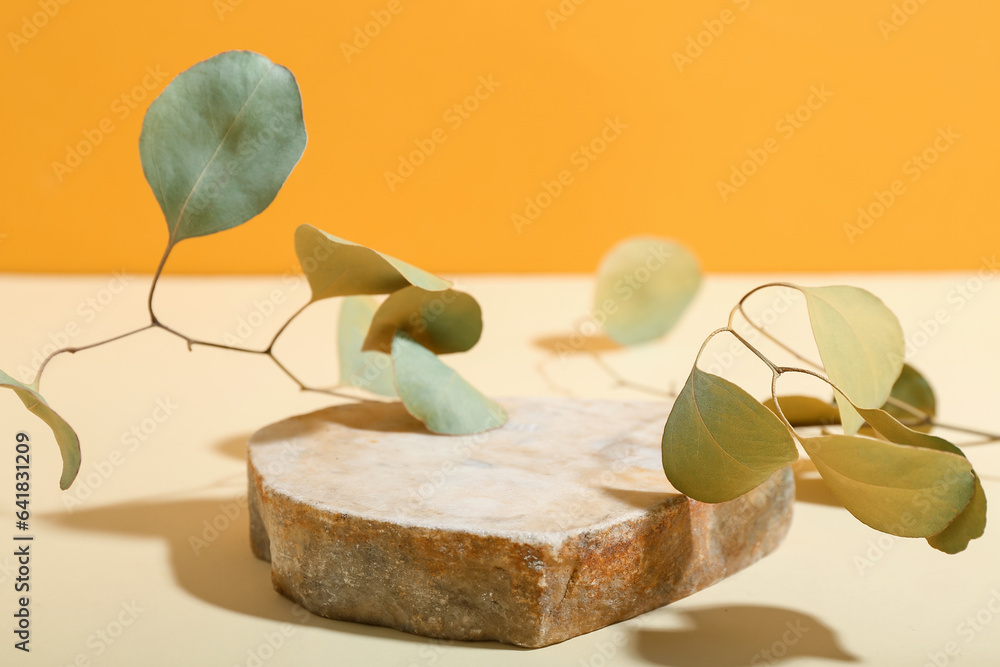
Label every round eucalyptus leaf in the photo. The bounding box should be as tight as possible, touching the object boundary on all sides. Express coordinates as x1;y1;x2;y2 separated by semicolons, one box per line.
391;332;507;435
801;433;974;538
595;237;700;346
855;406;985;553
295;225;451;301
662;367;798;503
139;50;307;245
363;287;482;355
337;296;397;397
797;285;904;435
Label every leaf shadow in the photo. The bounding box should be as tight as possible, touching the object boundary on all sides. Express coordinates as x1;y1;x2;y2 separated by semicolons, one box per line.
792;460;843;508
600;487;682;509
630;605;857;667
533;333;622;355
40;493;520;651
253;401;433;439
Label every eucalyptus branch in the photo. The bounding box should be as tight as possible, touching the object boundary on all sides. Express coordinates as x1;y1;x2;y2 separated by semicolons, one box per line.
732;284;1000;444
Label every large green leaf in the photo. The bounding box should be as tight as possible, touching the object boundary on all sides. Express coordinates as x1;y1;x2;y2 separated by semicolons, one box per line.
139;51;307;245
857;407;985;553
390;332;507;435
337;296;397;397
0;371;80;490
295;225;452;301
363;287;482;355
594;237;701;346
801;433;974;538
798;285;904;435
662;367;798;503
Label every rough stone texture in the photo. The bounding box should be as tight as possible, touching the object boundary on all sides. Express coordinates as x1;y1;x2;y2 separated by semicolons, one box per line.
248;397;794;648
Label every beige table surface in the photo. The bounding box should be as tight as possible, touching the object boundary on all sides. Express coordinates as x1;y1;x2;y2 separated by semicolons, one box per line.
1;272;998;667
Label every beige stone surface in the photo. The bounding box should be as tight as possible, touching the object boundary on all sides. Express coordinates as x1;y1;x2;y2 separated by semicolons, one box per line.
248;396;794;648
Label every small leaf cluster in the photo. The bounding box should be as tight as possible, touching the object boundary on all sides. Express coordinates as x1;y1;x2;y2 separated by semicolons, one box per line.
593;242;985;554
2;51;504;491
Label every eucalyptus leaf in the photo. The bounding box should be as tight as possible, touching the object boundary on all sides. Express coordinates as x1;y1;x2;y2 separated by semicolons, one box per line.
927;476;986;554
857;407;985;553
797;285;904;435
856;407;958;455
139;51;307;245
801;434;974;537
391;332;507;435
884;363;936;426
595;237;701;346
295;225;451;301
337;296;397;397
363;287;482;355
0;371;80;490
662;367;798;503
763;395;840;427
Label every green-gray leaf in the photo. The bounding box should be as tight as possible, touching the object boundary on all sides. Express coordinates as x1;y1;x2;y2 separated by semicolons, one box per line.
801;433;974;537
139;51;307;245
594;237;701;346
662;367;798;503
391;332;507;435
797;285;904;435
337;296;397;397
363;287;482;355
1;371;80;490
295;225;451;301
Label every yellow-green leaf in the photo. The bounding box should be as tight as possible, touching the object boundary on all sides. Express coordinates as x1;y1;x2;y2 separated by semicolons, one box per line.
927;476;986;554
295;225;451;301
857;407;985;553
337;296;397;397
662;367;798;503
884;363;936;428
363;287;482;355
594;237;701;346
797;285;904;435
801;433;974;538
139;51;307;245
763;395;841;427
0;371;80;490
390;332;507;435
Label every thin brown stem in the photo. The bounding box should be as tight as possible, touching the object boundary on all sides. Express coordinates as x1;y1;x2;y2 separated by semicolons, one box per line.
35;323;157;390
147;246;173;323
265;301;310;353
728;284;824;371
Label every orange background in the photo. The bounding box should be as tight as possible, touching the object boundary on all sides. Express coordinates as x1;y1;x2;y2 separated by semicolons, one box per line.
1;0;997;274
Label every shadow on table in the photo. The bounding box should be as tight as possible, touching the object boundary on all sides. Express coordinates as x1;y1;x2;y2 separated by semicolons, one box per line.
533;332;622;354
42;486;519;651
792;460;843;508
630;605;857;667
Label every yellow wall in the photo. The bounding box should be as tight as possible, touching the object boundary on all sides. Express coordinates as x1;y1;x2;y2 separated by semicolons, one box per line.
2;0;997;274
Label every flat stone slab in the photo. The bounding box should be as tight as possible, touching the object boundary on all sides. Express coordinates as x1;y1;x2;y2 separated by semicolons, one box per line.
248;397;794;648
